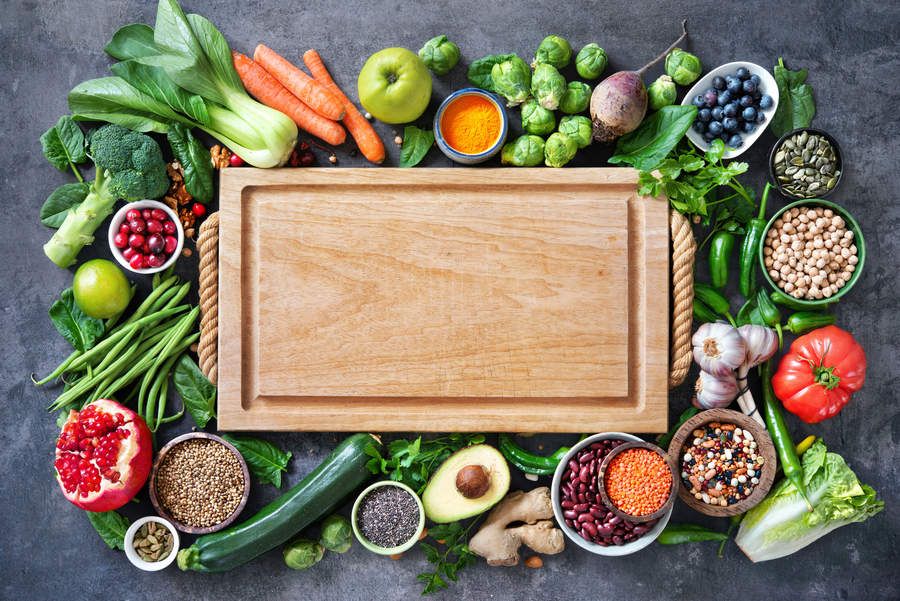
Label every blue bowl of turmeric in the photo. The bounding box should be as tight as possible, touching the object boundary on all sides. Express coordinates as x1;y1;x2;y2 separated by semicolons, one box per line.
434;88;508;164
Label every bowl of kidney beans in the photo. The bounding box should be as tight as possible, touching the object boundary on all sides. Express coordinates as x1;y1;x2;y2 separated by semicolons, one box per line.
551;432;673;556
108;200;184;274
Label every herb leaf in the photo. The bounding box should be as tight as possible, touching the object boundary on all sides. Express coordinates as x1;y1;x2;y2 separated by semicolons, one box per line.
399;126;434;168
49;288;105;353
608;105;698;171
467;53;517;91
172;354;216;428
771;57;816;137
418;520;479;595
40;183;90;228
222;434;292;488
167;123;214;202
40;115;87;174
366;434;485;495
86;510;130;550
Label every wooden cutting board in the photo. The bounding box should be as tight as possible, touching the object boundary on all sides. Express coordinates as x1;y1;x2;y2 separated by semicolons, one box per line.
217;168;669;432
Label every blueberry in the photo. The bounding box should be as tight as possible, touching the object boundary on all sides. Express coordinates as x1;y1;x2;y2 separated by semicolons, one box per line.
692;94;705;107
693;120;707;134
712;76;726;90
750;74;761;86
703;131;717;142
739;94;754;108
726;78;743;94
756;112;767;124
742;106;757;122
736;67;751;80
708;121;724;135
742;121;757;133
723;117;739;131
717;90;732;106
711;106;724;121
698;108;712;122
742;79;757;94
723;103;738;118
727;134;744;148
703;90;718;107
759;95;774;109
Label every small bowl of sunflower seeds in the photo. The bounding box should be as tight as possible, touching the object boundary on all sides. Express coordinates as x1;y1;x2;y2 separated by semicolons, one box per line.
769;128;843;199
124;516;180;571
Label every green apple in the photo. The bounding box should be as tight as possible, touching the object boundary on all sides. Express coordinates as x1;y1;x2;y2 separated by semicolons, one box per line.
358;48;432;124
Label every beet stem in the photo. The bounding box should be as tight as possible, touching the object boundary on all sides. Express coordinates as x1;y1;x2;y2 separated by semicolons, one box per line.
637;20;688;76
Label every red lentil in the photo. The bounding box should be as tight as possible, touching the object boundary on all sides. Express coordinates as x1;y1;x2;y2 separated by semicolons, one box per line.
604;448;672;516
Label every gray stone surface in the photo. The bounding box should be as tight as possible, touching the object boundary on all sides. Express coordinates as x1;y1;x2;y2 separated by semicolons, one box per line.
1;1;898;599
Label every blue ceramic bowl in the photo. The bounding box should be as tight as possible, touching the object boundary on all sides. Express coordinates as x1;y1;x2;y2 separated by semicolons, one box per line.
434;88;508;164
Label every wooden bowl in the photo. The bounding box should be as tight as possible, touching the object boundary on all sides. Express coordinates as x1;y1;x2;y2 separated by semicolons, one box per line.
667;408;776;517
597;441;678;523
149;432;251;534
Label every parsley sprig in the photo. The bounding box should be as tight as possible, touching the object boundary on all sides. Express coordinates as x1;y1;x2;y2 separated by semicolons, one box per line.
417;520;480;595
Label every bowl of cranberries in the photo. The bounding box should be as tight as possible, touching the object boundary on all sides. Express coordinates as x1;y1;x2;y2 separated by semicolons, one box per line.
109;200;184;274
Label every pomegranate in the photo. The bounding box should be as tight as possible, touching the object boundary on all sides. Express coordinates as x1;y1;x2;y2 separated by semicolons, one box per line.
54;399;152;512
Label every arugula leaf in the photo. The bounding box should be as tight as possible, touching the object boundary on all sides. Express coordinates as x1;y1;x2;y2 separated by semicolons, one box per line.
608;105;698;171
167;123;213;202
40;115;87;179
40;183;90;228
86;510;130;550
771;57;816;137
49;288;105;352
418;520;479;594
467;53;516;91
399;126;434;168
222;434;292;488
172;354;216;428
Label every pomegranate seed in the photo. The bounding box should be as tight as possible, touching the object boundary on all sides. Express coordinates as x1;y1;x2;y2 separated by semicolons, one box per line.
164;235;178;255
150;208;167;221
113;232;128;249
128;218;146;234
229;153;244;167
119;223;131;235
192;203;207;217
129;254;143;270
146;219;163;234
125;209;141;222
147;254;165;268
142;209;152;220
163;220;177;235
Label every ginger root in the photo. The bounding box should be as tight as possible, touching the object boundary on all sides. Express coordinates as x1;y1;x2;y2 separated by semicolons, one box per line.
468;487;565;566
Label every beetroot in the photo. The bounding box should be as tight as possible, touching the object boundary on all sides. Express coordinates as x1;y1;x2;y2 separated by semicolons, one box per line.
590;21;689;143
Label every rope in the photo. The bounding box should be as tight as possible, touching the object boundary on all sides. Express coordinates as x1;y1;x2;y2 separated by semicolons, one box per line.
669;209;695;388
196;211;219;385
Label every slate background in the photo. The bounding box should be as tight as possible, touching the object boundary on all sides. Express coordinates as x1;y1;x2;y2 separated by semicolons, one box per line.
1;1;898;600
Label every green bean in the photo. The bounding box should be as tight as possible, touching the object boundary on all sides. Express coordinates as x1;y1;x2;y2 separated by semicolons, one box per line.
117;276;178;328
145;353;180;431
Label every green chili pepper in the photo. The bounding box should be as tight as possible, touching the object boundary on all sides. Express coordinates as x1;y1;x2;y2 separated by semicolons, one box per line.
694;283;736;326
658;523;728;545
738;183;771;299
717;514;743;557
770;290;835;311
657;407;700;448
755;289;783;346
708;232;735;290
498;434;568;476
693;299;719;324
736;297;755;326
785;311;836;335
760;359;812;511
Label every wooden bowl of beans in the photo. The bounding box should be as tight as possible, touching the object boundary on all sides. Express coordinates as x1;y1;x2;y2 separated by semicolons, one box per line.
149;433;250;534
667;408;776;517
597;441;678;523
758;199;865;307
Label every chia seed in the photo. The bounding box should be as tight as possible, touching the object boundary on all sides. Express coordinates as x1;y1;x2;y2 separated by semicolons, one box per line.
357;485;419;548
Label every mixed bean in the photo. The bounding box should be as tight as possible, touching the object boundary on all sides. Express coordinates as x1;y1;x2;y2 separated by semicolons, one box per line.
680;422;764;507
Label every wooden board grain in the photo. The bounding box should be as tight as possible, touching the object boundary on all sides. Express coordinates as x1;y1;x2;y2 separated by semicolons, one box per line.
217;168;668;432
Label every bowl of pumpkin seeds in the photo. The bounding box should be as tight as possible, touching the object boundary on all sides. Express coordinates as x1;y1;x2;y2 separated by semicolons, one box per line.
124;516;180;571
769;128;843;199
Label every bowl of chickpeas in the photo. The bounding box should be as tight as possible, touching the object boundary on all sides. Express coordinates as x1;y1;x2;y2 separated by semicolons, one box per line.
758;199;865;306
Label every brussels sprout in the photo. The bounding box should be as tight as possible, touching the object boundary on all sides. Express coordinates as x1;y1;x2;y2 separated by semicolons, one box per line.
533;35;572;69
283;538;324;570
544;132;578;168
559;81;591;114
558;115;592;149
647;75;677;110
418;35;460;76
490;56;531;106
575;43;608;80
501;135;546;167
531;63;566;111
521;98;556;136
319;514;353;553
665;48;703;85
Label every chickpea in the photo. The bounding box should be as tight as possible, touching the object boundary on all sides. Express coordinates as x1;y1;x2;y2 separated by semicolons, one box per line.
824;208;834;218
784;282;795;292
764;257;774;267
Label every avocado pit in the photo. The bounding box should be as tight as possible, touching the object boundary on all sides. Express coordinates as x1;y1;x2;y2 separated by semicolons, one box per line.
456;464;491;499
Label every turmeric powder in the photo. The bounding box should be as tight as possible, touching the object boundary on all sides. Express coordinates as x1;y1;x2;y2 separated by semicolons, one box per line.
440;94;502;154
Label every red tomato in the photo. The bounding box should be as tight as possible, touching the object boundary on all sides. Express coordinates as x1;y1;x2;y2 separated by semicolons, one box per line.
772;325;866;423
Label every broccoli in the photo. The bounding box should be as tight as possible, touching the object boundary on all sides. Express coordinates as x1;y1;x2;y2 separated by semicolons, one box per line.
44;125;169;268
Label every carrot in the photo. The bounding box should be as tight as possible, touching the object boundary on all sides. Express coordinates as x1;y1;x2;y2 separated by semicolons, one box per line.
253;44;345;122
232;51;346;146
303;49;385;164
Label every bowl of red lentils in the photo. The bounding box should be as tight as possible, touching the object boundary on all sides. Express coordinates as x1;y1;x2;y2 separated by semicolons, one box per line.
667;408;777;517
598;441;678;523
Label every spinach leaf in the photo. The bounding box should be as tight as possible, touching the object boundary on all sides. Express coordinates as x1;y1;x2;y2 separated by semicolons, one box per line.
172;354;216;428
40;115;87;175
40;183;90;228
608;105;698;171
86;510;130;550
399;126;434;168
467;53;516;91
167;124;213;202
105;23;158;60
771;57;816;137
49;288;105;352
222;434;292;488
69;76;179;134
111;60;209;125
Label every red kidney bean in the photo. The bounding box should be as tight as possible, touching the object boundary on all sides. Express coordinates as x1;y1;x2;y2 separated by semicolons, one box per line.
596;524;614;537
590;442;605;450
581;521;598;537
568;460;579;473
577;512;594;524
623;522;634;531
632;526;649;536
589;507;605;519
565;519;574;528
609;515;622;525
563;510;577;520
577;482;587;493
579;465;590;483
579;452;593;464
613;535;624;546
624;533;635;541
595;540;609;547
560;500;574;509
573;503;589;512
576;493;586;503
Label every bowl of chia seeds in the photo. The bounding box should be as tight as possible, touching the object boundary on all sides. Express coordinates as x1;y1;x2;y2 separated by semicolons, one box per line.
351;481;425;555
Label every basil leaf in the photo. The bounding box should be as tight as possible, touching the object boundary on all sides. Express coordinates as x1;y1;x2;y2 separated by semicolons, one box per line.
771;58;816;137
68;76;179;134
49;288;105;353
40;115;86;172
166;123;213;202
105;23;158;60
112;60;210;125
399;126;434;168
86;510;130;550
467;53;516;91
608;105;698;171
222;434;292;488
40;183;90;228
173;354;216;428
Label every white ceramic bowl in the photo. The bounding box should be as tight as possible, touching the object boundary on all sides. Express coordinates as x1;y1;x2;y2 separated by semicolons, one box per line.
124;516;180;571
681;61;780;159
551;432;673;557
351;480;425;555
434;88;509;164
108;200;184;275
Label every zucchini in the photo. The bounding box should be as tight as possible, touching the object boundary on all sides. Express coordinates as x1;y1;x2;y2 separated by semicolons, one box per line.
177;433;380;572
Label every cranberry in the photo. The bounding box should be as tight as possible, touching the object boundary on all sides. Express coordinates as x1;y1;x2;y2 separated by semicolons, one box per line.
163;220;177;235
141;209;152;220
147;234;165;254
128;233;145;249
147;254;165;268
146;219;163;234
191;203;207;217
128;218;146;234
113;232;128;249
142;241;152;254
150;208;167;221
122;247;137;260
229;153;244;167
119;223;131;235
128;254;144;270
164;235;179;255
125;209;141;222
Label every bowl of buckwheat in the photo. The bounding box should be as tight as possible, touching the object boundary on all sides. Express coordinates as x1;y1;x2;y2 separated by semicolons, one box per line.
759;199;865;306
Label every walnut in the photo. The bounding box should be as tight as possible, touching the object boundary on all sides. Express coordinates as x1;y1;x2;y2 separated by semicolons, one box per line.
210;144;232;169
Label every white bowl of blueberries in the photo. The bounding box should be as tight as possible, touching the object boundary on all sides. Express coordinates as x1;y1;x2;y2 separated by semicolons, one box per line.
682;61;779;159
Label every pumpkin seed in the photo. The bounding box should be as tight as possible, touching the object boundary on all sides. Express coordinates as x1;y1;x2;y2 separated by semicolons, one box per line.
785;166;799;175
808;182;821;192
827;177;837;189
775;150;786;164
798;132;808;146
790;157;805;166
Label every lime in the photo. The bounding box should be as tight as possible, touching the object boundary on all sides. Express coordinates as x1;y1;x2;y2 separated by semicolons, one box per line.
73;259;132;319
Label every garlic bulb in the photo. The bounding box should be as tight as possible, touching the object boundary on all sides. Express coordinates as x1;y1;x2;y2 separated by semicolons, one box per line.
737;325;778;369
694;370;739;409
692;322;746;377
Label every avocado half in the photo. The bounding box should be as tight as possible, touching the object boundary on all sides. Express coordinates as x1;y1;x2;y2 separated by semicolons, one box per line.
422;444;510;523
